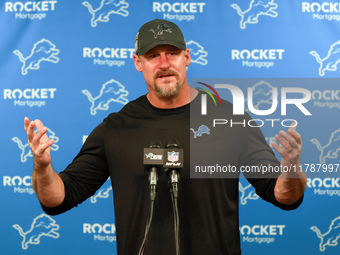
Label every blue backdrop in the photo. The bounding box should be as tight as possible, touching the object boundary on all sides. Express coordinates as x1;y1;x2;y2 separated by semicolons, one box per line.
1;1;340;254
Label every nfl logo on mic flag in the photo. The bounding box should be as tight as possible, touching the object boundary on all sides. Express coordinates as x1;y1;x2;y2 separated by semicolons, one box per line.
168;151;179;162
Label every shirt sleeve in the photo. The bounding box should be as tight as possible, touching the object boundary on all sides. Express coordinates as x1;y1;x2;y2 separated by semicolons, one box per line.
41;121;110;215
240;114;303;210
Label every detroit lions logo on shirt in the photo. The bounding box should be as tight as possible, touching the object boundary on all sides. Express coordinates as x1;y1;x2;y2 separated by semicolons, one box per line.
190;125;210;138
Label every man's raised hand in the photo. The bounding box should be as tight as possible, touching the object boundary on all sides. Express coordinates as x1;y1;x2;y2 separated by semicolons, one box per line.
24;117;54;170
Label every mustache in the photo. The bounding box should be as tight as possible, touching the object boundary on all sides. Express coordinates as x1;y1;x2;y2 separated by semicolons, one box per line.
153;70;179;79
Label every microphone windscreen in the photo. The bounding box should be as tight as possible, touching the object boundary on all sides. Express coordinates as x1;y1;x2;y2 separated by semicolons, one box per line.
150;139;162;148
165;138;179;148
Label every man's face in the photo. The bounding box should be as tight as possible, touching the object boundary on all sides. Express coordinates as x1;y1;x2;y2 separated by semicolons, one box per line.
133;44;191;98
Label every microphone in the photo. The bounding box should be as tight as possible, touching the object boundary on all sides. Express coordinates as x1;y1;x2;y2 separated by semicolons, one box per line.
164;139;183;255
164;139;183;198
143;140;164;200
139;140;164;255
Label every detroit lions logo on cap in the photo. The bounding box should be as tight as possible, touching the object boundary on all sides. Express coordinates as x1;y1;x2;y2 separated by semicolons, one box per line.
149;23;172;38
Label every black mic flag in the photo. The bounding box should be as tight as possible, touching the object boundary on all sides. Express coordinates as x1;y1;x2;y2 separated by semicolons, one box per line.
143;140;163;187
164;138;184;171
164;139;183;198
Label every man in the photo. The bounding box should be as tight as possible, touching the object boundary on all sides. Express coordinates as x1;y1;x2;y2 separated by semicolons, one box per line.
24;19;306;254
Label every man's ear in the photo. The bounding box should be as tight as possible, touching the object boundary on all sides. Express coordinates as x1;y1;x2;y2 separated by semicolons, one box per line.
185;48;191;67
133;54;142;72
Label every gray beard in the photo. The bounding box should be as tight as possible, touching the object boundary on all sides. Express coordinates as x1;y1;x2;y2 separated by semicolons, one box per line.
153;80;180;97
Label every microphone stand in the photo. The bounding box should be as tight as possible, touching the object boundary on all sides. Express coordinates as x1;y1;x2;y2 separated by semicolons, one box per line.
164;139;183;255
169;170;180;255
139;141;163;255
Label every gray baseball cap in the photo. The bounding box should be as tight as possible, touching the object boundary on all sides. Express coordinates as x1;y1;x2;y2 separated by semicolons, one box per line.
135;19;186;56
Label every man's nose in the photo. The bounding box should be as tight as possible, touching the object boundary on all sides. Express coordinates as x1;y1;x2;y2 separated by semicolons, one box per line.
158;54;170;69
